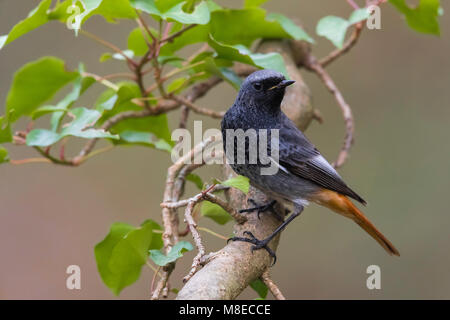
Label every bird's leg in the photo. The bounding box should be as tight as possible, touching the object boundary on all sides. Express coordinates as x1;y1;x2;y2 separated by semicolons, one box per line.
239;199;283;221
228;204;304;265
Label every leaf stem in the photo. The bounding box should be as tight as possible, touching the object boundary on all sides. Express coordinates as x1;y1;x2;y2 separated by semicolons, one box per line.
81;72;119;91
198;227;228;241
80;30;137;68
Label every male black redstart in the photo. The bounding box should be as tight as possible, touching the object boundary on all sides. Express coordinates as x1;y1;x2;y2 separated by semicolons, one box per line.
221;69;399;263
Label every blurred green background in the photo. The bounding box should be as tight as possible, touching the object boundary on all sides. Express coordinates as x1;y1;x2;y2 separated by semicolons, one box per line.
0;0;449;299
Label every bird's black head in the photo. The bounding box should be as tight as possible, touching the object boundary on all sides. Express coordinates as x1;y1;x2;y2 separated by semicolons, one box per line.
236;69;295;110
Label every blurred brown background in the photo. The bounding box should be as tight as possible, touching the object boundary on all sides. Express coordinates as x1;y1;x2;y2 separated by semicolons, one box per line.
0;0;449;299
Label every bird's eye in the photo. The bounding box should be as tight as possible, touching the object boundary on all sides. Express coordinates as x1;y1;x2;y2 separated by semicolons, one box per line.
253;82;262;91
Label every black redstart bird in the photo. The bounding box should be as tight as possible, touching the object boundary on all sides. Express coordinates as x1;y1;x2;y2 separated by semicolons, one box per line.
221;69;399;263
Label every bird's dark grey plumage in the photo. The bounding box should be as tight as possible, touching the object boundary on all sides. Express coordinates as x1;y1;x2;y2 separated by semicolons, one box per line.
221;69;365;206
221;69;377;264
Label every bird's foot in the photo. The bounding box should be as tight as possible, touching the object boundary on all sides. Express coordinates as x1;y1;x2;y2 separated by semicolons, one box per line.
227;231;277;265
239;199;283;221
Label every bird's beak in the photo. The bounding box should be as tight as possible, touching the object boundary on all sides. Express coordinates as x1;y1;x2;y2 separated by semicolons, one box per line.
268;79;296;90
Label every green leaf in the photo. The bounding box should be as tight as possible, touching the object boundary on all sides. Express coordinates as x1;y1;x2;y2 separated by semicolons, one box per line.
195;57;242;90
6;57;79;122
161;8;313;55
348;8;372;24
316;16;349;49
145;219;164;250
92;0;137;21
96;83;172;146
154;0;186;12
127;27;152;56
100;50;135;62
26;107;119;147
244;0;269;8
208;36;289;77
32;65;95;129
0;147;9;164
206;0;222;12
94;222;135;295
118;130;173;152
130;0;160;15
131;0;211;24
186;173;204;189
48;0;136;33
167;77;188;93
50;71;96;131
201;201;233;225
209;8;304;47
149;241;193;266
95;220;162;295
0;0;52;50
250;51;289;78
390;0;441;35
250;279;268;299
160;25;209;55
164;1;211;24
221;175;250;194
0;117;12;143
266;13;314;43
31;106;69;120
316;8;370;48
157;55;185;67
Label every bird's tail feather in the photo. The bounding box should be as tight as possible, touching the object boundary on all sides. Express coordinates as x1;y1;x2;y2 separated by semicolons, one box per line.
312;189;400;256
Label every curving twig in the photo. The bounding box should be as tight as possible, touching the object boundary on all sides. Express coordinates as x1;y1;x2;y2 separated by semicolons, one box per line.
160;24;197;44
161;186;247;225
319;24;364;68
320;0;387;68
151;135;221;299
305;54;354;168
170;95;225;119
73;77;223;165
183;201;206;283
261;270;286;300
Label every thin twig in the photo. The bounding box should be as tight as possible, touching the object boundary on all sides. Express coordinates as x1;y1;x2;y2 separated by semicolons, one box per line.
179;106;190;129
198;227;228;241
160;24;197;44
170;95;225;119
80;30;137;68
10;157;52;165
33;147;74;166
183;201;206;283
261;270;286;300
102;73;136;81
150;269;171;300
160;187;246;224
81;72;119;91
150;266;161;295
305;55;354;168
146;261;161;275
135;10;157;44
346;0;359;9
203;193;246;224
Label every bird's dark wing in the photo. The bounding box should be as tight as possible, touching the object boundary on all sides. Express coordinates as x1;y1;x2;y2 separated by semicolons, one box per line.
278;115;366;204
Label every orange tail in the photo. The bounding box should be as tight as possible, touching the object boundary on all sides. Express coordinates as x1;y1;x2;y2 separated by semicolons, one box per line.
312;189;400;256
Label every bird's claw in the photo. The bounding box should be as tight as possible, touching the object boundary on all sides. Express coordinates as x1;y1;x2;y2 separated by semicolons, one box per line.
239;199;282;221
227;231;277;266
